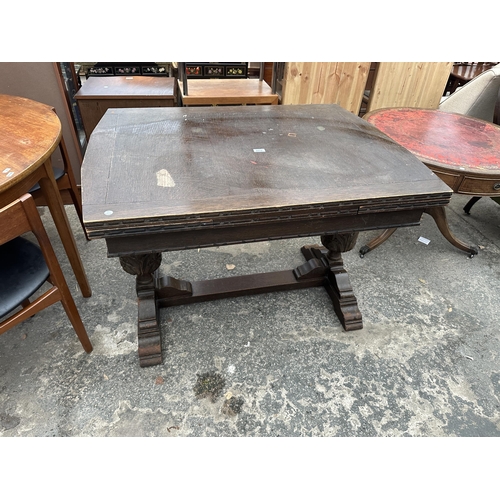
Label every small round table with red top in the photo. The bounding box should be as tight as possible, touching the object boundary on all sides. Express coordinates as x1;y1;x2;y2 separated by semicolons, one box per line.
361;107;500;257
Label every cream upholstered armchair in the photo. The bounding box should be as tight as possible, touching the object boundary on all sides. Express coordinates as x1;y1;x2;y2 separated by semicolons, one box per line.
439;63;500;121
439;63;500;213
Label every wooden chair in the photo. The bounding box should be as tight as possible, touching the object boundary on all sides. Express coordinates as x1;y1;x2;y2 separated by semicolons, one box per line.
28;114;89;240
439;63;500;214
0;193;93;353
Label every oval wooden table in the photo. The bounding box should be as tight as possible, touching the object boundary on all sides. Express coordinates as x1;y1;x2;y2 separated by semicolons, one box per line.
0;94;91;297
361;107;500;257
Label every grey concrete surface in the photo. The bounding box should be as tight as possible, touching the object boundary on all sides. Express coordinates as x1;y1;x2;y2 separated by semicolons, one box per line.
1;193;499;438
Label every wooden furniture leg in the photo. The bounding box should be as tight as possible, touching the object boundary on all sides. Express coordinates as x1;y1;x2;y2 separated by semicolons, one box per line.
58;136;88;239
119;232;367;366
359;228;398;257
38;159;92;297
463;196;482;215
120;253;163;367
301;233;363;331
424;206;479;257
359;207;479;258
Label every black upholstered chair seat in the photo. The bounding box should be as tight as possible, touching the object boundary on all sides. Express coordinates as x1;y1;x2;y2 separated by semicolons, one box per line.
0;237;49;318
28;167;65;193
0;194;92;354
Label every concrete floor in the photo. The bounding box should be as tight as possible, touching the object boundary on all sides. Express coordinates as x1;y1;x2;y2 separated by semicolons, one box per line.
1;193;499;439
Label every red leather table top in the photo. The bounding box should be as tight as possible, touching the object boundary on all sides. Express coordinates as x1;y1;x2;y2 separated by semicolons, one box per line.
365;108;500;175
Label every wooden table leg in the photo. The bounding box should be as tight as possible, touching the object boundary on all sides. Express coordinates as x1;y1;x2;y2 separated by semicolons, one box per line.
120;253;163;367
359;206;479;258
463;196;482;215
359;228;398;257
424;206;479;257
120;232;368;366
38;159;92;297
301;232;363;331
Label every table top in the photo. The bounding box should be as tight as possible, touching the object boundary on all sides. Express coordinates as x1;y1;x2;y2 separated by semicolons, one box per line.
0;94;61;194
82;104;450;235
178;79;278;105
75;76;176;99
365;107;500;175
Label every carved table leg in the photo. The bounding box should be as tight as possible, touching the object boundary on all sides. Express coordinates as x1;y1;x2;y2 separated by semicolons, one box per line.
301;233;363;331
120;253;163;367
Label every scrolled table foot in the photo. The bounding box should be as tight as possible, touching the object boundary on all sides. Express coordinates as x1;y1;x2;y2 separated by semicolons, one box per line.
320;234;363;330
136;285;162;367
463;196;482;215
424;206;479;257
359;245;370;258
323;267;363;330
302;233;363;330
120;253;163;367
358;228;398;257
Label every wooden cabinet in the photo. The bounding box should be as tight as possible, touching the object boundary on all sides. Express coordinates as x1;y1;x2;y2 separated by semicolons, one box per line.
75;76;177;139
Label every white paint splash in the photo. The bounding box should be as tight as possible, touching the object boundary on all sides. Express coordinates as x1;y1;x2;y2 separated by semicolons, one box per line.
156;169;175;187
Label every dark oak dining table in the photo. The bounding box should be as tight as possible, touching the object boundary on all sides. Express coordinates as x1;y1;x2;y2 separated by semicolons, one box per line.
0;94;91;297
82;104;451;367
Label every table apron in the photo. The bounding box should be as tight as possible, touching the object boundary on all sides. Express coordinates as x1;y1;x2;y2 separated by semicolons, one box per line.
430;166;500;195
103;209;427;257
0;169;44;204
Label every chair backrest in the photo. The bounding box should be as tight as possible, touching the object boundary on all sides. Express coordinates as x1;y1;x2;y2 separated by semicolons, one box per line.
0;193;54;255
439;63;500;122
0;200;33;246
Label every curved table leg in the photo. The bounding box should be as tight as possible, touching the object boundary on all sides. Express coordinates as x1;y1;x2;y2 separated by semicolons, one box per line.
463;196;482;215
359;228;398;257
359;207;479;257
424;206;478;257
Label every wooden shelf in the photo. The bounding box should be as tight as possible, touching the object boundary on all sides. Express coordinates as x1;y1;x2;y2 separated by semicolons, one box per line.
178;78;279;106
